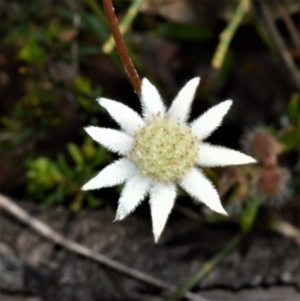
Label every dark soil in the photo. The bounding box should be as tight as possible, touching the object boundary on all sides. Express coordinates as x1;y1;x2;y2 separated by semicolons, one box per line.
0;202;299;301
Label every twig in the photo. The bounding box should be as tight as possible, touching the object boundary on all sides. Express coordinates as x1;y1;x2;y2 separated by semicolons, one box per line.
167;233;242;301
0;132;15;142
102;0;145;55
0;194;208;301
211;0;251;70
267;217;300;244
258;1;300;91
102;0;142;97
63;0;81;76
277;2;300;54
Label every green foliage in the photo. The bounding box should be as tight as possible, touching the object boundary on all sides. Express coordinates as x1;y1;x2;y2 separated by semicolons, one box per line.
279;93;300;151
279;127;300;151
153;22;214;41
18;37;45;65
239;197;261;232
287;93;300;126
75;76;102;117
26;138;110;210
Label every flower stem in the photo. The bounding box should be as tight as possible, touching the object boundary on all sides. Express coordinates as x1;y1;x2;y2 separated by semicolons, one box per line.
102;0;142;97
102;0;145;55
167;233;242;301
211;0;250;70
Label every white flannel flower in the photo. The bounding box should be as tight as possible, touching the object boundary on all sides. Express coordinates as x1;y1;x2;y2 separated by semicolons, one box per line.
82;78;256;242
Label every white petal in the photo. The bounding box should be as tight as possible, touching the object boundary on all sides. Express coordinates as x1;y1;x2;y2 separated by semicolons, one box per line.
141;78;165;120
115;175;151;221
84;126;133;155
197;143;257;167
190;100;232;140
179;168;227;216
149;182;176;243
98;98;144;135
81;159;138;191
167;77;200;123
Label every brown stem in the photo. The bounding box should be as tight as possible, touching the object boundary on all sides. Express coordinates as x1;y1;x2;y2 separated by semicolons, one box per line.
102;0;142;97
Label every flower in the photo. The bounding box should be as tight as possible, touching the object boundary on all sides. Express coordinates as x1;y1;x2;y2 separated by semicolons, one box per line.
256;166;290;206
242;128;284;166
82;78;256;242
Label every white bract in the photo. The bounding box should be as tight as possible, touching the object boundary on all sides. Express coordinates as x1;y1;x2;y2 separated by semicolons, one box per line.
82;78;256;242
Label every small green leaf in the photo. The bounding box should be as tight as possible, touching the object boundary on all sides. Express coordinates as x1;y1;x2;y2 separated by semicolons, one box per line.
154;22;213;41
48;163;63;182
35;158;51;174
70;193;84;211
279;126;300;151
93;146;110;166
287;93;300;126
239;197;261;233
57;154;74;179
44;190;60;206
206;212;228;223
18;38;45;65
56;185;65;203
68;143;84;166
86;194;102;208
82;13;109;41
82;138;97;160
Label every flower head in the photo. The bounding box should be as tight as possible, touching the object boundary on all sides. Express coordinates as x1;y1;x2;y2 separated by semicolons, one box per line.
242;128;284;166
82;78;256;242
256;166;290;206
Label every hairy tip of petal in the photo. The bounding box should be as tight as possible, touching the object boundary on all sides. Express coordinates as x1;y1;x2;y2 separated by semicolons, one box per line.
152;222;164;243
83;126;95;136
96;97;108;106
216;206;228;216
81;178;102;191
154;232;160;243
189;77;200;87
232;151;257;165
226;99;233;108
223;99;233;106
220;99;233;113
81;184;90;191
142;77;151;87
114;212;125;222
245;156;257;164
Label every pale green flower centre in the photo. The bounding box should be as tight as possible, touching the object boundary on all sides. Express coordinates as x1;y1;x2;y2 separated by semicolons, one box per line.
130;117;198;183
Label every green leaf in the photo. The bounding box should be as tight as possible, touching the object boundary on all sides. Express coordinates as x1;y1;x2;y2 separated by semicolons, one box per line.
86;194;102;208
68;143;84;166
44;186;64;206
70;193;84;211
279;126;300;151
57;154;74;179
287;93;300;126
154;22;214;41
93;146;110;166
11;129;33;145
48;163;63;182
55;184;65;203
82;138;97;160
206;212;228;223
239;197;261;233
251;17;276;54
35;158;51;174
81;13;109;42
18;38;45;65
